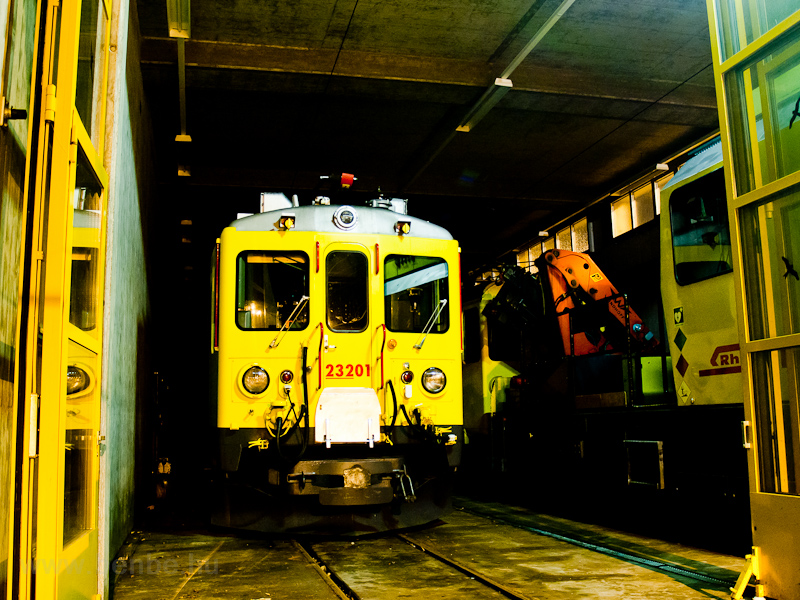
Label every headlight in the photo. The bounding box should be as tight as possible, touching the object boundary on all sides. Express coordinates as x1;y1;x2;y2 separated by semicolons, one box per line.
421;367;446;394
66;365;90;395
242;366;269;394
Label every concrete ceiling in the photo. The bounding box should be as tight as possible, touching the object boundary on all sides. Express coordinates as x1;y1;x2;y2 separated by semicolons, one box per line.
136;0;719;270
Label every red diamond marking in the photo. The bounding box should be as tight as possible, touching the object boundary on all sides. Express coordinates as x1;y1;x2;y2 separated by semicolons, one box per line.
676;355;689;378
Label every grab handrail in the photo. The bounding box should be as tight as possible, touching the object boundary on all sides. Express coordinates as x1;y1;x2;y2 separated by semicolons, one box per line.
318;322;324;390
377;323;386;389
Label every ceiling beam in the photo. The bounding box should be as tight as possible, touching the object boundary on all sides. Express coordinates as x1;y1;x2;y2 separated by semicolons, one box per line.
140;38;715;108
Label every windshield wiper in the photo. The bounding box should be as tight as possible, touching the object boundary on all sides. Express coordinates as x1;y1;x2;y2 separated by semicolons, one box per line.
413;299;447;350
270;295;309;348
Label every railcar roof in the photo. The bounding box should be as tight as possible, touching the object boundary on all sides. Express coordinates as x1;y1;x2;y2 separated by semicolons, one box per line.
228;204;454;241
662;139;722;191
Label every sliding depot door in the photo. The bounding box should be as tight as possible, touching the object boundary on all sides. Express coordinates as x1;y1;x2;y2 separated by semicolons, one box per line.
17;0;110;597
706;1;800;597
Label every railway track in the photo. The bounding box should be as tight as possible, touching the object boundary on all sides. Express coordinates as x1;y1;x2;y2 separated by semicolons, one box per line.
454;505;738;590
298;533;538;600
112;503;743;600
297;508;739;600
394;533;541;600
294;540;359;600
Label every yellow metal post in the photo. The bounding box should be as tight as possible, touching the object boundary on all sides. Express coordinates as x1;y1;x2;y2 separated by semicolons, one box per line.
730;546;760;600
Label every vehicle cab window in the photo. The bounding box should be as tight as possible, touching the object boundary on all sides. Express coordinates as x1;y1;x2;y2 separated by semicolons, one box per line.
236;251;309;330
384;255;449;333
669;169;733;285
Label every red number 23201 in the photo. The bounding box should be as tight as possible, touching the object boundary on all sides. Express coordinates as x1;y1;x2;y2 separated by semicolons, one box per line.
325;363;370;378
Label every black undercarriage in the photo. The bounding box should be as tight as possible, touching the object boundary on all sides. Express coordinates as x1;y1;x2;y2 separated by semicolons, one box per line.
212;426;462;534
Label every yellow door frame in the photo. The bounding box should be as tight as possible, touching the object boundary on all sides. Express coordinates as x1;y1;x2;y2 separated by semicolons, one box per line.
14;0;111;596
706;1;800;598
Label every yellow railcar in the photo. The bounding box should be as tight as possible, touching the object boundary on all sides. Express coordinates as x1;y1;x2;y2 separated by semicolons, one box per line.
211;194;463;533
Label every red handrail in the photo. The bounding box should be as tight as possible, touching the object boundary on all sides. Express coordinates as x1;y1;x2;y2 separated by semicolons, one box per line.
318;322;324;390
378;323;386;390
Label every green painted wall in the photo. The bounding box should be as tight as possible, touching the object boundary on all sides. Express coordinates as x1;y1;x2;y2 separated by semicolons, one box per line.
99;0;156;593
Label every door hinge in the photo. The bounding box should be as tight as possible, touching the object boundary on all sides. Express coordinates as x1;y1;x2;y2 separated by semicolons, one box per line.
69;141;78;164
44;84;56;123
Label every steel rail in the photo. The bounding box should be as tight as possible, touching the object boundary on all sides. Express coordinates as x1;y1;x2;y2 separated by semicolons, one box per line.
297;503;741;600
395;533;535;600
456;506;738;589
294;540;361;600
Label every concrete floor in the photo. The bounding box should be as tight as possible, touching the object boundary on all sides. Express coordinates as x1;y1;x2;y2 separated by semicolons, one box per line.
110;533;342;600
111;501;745;600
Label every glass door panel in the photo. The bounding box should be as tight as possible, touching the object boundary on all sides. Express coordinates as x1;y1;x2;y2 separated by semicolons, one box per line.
714;0;800;62
741;186;800;340
725;36;800;195
76;0;110;152
752;346;800;495
64;340;98;546
69;146;103;335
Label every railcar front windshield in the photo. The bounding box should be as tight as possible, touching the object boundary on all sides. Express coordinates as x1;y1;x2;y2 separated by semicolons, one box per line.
236;251;309;330
384;255;449;333
670;169;733;285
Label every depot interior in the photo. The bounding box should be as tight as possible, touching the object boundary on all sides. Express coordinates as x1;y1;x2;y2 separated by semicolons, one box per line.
1;0;780;596
142;0;721;531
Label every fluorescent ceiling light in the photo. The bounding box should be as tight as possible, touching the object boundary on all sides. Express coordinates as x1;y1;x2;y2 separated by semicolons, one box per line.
166;0;191;38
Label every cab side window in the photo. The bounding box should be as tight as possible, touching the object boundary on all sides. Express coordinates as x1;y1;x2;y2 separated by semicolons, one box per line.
670;169;733;285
